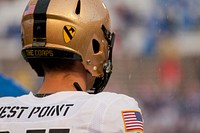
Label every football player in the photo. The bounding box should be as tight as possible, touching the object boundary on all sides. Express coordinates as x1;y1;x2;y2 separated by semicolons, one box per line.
0;0;144;132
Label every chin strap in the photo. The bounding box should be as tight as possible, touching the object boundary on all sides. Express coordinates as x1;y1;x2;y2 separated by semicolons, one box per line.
88;25;115;94
73;82;83;91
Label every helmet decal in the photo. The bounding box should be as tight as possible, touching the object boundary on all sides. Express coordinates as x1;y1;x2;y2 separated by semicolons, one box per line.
63;25;76;43
23;0;37;16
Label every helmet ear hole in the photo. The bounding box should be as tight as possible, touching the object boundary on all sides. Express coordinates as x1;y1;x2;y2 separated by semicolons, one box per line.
92;39;100;54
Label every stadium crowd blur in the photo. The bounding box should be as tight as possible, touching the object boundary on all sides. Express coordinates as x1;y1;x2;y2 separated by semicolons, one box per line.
1;0;200;132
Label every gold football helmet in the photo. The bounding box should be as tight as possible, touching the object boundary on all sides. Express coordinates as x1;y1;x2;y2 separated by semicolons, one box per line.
21;0;115;93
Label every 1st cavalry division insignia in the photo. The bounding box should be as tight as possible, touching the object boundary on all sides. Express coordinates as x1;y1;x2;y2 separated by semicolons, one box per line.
63;25;76;43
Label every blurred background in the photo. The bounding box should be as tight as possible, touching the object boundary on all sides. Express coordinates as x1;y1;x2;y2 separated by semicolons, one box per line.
1;0;200;132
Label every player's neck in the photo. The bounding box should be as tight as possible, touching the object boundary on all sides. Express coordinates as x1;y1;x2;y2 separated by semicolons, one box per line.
37;71;87;94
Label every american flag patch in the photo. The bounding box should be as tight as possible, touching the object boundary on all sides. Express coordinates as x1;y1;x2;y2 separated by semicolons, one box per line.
122;110;144;132
24;4;36;16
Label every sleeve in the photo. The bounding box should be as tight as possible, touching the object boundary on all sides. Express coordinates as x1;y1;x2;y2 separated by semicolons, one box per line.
101;94;144;133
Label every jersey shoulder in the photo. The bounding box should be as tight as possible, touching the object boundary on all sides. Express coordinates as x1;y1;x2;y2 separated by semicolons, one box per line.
94;92;144;133
94;92;139;108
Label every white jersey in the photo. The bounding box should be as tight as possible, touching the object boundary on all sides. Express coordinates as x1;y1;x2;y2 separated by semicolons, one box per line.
0;91;144;133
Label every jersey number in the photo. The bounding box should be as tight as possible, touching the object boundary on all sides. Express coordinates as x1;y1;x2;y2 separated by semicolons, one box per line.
0;129;70;133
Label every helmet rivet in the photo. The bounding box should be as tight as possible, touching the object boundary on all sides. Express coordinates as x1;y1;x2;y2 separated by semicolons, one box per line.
93;66;97;71
86;60;91;64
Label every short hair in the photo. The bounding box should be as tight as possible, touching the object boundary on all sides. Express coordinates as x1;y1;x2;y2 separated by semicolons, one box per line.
40;59;76;73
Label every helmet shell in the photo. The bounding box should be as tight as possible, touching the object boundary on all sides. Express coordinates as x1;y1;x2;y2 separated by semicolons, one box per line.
21;0;111;77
